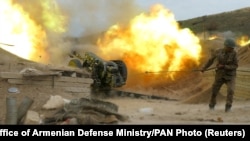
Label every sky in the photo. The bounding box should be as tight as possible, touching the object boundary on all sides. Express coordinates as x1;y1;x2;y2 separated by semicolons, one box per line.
56;0;250;37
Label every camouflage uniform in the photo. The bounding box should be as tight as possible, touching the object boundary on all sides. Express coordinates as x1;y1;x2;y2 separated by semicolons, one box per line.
202;47;238;111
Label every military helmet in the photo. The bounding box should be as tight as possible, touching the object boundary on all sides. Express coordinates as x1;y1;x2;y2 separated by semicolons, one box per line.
224;38;236;48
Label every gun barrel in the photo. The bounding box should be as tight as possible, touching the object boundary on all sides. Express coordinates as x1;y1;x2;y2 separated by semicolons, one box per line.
145;67;215;74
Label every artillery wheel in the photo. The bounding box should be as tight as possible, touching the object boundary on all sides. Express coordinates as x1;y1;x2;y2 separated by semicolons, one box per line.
111;60;127;82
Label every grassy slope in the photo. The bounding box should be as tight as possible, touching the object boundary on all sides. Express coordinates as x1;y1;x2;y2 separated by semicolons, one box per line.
179;7;250;36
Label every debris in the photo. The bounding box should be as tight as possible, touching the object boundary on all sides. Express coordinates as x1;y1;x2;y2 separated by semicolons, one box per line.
8;87;20;93
42;95;67;110
217;117;223;122
60;118;78;125
23;110;41;124
175;112;186;115
20;68;43;75
20;68;61;77
43;98;128;125
138;107;154;115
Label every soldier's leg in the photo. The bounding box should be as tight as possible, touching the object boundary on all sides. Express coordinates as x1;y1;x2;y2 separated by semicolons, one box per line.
225;77;236;112
209;79;224;109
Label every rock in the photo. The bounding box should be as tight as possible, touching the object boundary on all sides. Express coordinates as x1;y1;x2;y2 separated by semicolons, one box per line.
42;95;65;110
23;110;41;124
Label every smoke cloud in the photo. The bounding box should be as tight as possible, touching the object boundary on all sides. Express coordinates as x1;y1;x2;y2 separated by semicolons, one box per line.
56;0;142;37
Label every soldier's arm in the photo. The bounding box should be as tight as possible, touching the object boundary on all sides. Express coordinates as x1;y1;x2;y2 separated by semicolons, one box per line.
202;50;217;70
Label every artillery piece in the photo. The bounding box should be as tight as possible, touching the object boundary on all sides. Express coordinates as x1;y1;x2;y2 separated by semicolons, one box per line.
68;51;127;95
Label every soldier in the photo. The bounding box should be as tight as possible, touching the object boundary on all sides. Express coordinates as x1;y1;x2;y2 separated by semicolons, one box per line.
201;38;238;112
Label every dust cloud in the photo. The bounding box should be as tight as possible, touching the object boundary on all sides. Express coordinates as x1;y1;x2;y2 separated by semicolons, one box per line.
56;0;142;37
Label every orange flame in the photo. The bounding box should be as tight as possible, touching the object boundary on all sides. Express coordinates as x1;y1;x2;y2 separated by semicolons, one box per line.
0;0;65;63
208;35;218;40
97;4;201;86
237;35;250;47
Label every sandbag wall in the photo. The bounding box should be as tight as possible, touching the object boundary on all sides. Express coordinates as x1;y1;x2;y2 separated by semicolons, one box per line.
203;67;250;100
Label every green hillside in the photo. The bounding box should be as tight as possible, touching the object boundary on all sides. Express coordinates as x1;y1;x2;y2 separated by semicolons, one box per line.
179;7;250;36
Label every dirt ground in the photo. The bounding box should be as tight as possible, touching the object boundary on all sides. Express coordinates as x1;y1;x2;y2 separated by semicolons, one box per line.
1;80;250;125
109;97;250;125
1;69;250;125
0;41;250;125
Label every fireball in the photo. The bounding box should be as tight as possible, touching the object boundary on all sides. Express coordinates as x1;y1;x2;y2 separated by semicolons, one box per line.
97;4;202;86
0;0;65;63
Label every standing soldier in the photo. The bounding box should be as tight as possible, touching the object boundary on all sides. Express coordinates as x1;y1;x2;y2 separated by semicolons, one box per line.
201;38;238;112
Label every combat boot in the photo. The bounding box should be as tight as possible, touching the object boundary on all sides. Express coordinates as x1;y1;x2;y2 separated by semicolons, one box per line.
225;104;231;112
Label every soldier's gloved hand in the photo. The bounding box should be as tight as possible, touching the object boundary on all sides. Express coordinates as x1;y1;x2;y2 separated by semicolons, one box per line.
216;64;225;69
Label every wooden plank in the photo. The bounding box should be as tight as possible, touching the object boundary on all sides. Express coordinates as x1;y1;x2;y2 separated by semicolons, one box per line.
0;72;23;79
57;76;93;84
0;72;93;84
0;72;52;78
19;68;63;76
8;78;92;87
22;72;61;77
23;76;94;84
49;66;90;75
